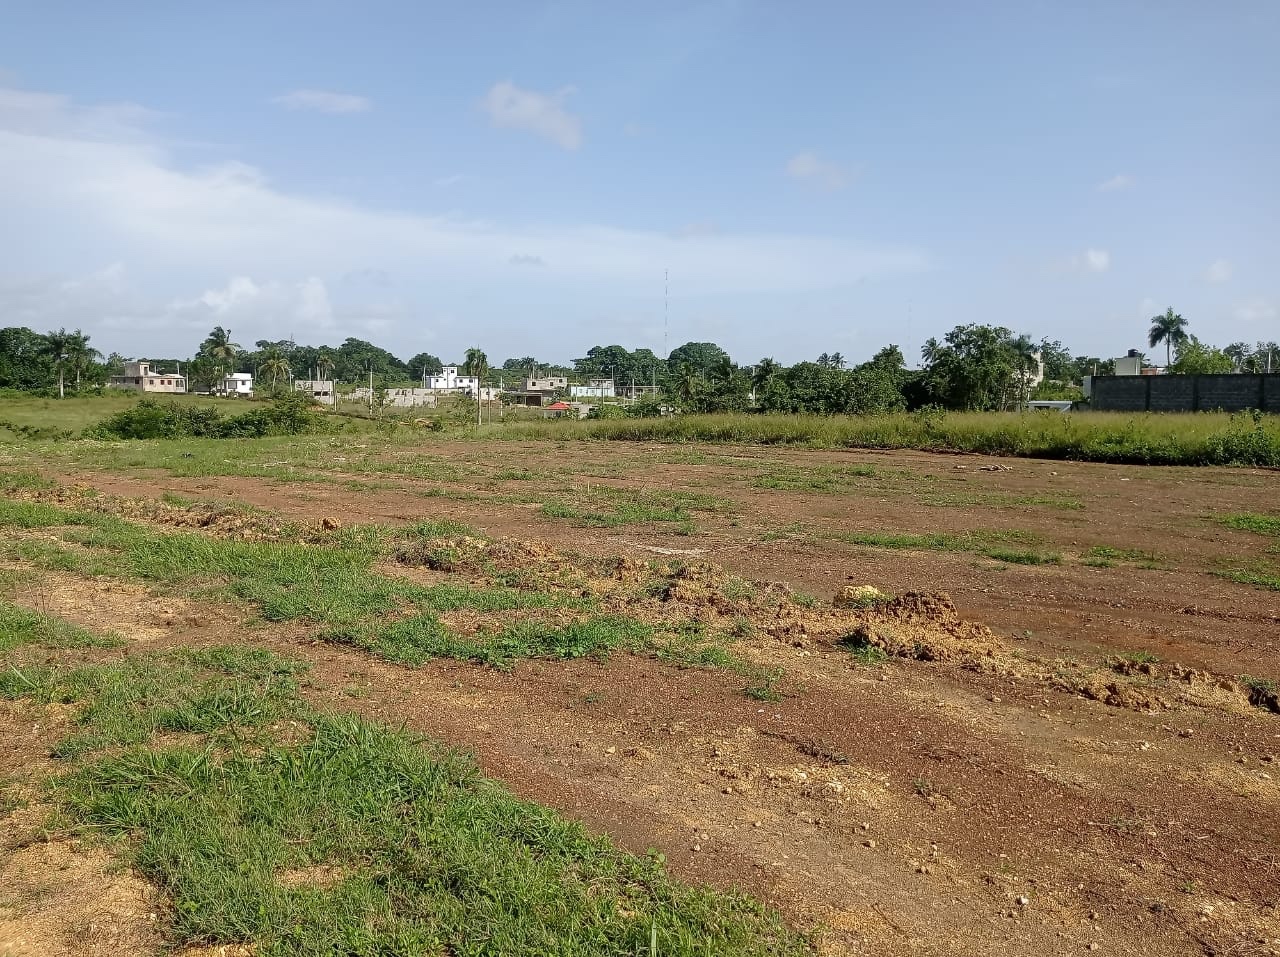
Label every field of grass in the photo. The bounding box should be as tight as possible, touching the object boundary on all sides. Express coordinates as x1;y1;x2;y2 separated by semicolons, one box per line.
0;602;806;956
495;410;1280;467
5;395;1279;467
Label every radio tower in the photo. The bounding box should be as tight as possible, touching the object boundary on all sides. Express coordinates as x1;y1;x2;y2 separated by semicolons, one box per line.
664;268;669;358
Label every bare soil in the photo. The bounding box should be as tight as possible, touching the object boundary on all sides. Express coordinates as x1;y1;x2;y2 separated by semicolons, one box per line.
4;441;1280;956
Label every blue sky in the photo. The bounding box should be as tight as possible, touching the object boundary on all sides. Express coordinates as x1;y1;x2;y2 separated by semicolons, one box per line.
1;1;1276;366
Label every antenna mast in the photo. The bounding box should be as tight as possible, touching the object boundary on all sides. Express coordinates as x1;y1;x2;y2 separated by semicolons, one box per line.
664;268;669;358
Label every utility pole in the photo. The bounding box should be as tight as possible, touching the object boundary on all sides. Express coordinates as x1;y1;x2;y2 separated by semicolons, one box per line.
368;362;373;414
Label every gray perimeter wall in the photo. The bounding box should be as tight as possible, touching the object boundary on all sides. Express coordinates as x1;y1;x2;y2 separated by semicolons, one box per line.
1091;374;1280;412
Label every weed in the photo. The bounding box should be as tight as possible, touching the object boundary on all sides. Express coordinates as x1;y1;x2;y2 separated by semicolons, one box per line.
1118;650;1161;666
981;548;1062;566
0;601;124;653
912;778;935;798
837;638;889;666
1221;513;1280;537
1217;568;1280;592
743;671;785;702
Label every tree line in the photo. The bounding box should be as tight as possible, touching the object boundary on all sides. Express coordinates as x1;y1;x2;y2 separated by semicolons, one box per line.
2;308;1276;412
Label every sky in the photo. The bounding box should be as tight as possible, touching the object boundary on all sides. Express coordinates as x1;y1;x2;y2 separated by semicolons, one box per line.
1;1;1277;367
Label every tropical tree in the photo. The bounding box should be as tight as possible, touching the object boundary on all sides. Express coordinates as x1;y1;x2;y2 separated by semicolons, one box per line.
1224;341;1251;372
315;350;336;382
200;325;242;384
670;362;704;410
1009;334;1041;404
42;328;73;398
1169;337;1234;375
752;358;780;392
1147;308;1188;367
257;348;292;393
65;330;102;389
463;347;489;427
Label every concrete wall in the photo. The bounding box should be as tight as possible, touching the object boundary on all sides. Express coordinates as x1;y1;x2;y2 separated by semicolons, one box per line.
1091;374;1280;412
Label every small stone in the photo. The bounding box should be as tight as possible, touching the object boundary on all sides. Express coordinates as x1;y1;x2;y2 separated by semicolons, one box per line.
605;746;616;755
1089;944;1100;952
1088;910;1100;920
692;844;701;852
864;839;876;849
1016;896;1030;906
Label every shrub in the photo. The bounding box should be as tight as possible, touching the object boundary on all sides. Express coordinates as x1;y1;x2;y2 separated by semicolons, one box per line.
87;393;324;441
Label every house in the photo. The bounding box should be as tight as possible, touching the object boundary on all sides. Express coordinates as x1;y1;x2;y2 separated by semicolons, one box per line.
293;379;335;405
569;378;615;399
541;401;575;418
108;361;187;394
523;375;567;392
423;365;480;394
219;372;254;397
508;375;564;408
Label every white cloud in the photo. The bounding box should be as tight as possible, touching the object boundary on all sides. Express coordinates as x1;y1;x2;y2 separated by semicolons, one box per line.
1235;298;1276;323
481;81;581;150
0;83;927;354
1097;174;1132;192
786;151;848;190
508;254;545;267
1205;259;1232;283
1083;248;1110;272
272;89;371;114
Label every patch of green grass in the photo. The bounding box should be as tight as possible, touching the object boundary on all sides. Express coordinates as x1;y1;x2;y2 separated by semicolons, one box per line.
0;610;805;957
1084;545;1164;568
836;638;889;666
1221;513;1280;537
982;548;1062;566
0;601;124;654
1216;568;1280;592
61;712;804;956
491;410;1280;468
1117;650;1161;666
751;464;878;492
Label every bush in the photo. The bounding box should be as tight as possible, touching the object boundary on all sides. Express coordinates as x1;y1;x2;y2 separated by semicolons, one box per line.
87;393;324;441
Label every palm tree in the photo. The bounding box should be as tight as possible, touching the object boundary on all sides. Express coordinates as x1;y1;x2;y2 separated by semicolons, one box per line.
463;347;489;427
257;348;291;393
1224;342;1251;372
201;326;242;386
42;328;73;398
752;357;779;393
672;362;703;410
315;350;335;383
829;352;846;369
1009;333;1040;404
1148;308;1188;368
65;330;102;390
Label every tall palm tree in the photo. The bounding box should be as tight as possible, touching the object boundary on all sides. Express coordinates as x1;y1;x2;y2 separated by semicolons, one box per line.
65;330;102;389
315;351;335;382
463;347;489;427
42;328;73;399
1009;333;1040;404
673;362;703;410
201;326;242;385
1148;308;1188;368
829;352;846;369
752;357;779;392
257;348;291;393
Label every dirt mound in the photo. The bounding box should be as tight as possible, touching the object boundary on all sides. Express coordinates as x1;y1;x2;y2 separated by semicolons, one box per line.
838;593;1006;663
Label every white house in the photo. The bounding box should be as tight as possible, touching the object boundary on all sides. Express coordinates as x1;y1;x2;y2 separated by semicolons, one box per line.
219;372;254;396
108;361;187;394
524;375;567;392
569;378;616;399
423;365;480;394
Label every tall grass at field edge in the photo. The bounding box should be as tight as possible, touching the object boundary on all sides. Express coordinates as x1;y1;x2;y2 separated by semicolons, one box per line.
492;411;1280;467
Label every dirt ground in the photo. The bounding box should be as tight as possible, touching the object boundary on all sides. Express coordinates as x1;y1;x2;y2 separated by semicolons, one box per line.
3;440;1279;956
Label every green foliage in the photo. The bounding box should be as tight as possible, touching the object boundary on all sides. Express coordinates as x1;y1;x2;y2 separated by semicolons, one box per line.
1169;336;1235;375
0;618;803;957
497;410;1280;467
1221;513;1280;536
87;393;323;440
920;324;1029;411
1148;307;1189;367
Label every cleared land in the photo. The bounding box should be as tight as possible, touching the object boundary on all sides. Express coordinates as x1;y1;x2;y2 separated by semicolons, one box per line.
2;420;1279;956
